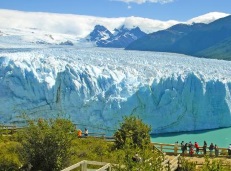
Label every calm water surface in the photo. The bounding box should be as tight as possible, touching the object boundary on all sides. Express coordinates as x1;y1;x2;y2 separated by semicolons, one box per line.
151;127;231;148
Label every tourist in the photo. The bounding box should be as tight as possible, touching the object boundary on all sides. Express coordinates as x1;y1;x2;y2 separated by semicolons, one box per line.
174;141;179;155
203;141;207;155
189;146;194;157
132;153;142;162
184;143;188;154
84;128;88;136
209;143;214;157
77;129;82;137
194;142;200;154
181;141;185;155
228;144;231;158
214;144;219;157
188;141;193;154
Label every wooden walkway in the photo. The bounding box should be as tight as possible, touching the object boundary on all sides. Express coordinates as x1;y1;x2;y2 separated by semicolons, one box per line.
152;142;230;157
0;125;18;135
61;160;112;171
152;142;231;170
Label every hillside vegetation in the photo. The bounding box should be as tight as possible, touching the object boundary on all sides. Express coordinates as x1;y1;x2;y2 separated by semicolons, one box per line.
1;116;231;170
126;15;231;60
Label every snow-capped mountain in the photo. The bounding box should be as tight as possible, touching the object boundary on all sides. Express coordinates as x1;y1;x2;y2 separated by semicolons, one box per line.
0;9;229;48
1;47;231;133
1;9;231;134
87;25;113;42
87;25;146;48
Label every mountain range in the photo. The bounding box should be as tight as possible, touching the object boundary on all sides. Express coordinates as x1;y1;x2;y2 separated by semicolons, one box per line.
0;9;230;60
126;15;231;60
86;25;146;48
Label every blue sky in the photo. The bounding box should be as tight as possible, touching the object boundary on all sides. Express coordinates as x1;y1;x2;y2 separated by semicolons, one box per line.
0;0;231;21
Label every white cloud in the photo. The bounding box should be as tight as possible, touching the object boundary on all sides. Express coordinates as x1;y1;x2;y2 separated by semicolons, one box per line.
187;12;230;24
0;9;229;39
0;9;178;37
128;5;132;9
115;0;174;4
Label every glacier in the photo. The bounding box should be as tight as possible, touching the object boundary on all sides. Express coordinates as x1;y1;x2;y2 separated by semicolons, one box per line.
0;47;231;133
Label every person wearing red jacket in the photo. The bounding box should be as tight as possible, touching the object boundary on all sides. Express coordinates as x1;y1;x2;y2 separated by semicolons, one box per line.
194;142;199;154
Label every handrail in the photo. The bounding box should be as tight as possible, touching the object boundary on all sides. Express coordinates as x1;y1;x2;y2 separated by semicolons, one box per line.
0;125;18;135
61;160;85;171
152;142;229;157
95;163;111;171
61;160;111;171
169;154;180;171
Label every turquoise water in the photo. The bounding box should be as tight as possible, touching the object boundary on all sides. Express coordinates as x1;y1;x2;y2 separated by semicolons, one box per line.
151;127;231;148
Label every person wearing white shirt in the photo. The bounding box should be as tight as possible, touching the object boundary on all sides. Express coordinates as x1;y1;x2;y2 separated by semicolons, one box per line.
228;144;231;157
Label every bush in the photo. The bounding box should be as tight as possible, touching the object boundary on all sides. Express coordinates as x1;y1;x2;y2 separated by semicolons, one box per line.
201;156;231;171
112;116;161;171
18;118;76;171
179;157;196;171
70;137;111;163
114;115;151;149
0;141;23;171
113;136;163;171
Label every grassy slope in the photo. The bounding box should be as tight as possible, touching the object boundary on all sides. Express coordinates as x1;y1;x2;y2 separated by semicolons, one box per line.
196;37;231;60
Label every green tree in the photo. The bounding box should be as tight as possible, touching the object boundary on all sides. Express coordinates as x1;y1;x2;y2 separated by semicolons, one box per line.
112;115;162;171
0;141;22;171
113;136;164;171
114;115;151;149
18;118;76;171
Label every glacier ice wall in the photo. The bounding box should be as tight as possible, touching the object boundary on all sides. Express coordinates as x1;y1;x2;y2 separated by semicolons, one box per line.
0;47;231;133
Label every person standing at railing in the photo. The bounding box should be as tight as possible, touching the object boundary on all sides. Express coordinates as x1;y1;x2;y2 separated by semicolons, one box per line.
174;141;179;155
184;143;188;154
189;146;194;157
188;141;193;154
209;143;214;157
228;144;231;158
77;129;82;137
84;128;88;136
214;144;219;157
181;141;185;155
203;141;207;155
194;142;199;154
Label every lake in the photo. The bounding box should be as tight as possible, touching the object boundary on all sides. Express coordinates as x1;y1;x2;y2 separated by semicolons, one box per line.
151;127;231;148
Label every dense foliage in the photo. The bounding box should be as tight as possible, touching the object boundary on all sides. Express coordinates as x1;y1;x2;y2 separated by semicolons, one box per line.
201;156;231;171
0;140;22;171
18;118;76;171
1;116;231;171
114;115;151;149
180;157;196;171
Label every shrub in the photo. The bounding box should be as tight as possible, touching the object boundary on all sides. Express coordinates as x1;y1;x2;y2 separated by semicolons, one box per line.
18;118;75;171
201;156;231;171
0;141;23;171
114;115;151;149
70;137;111;163
180;157;196;171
